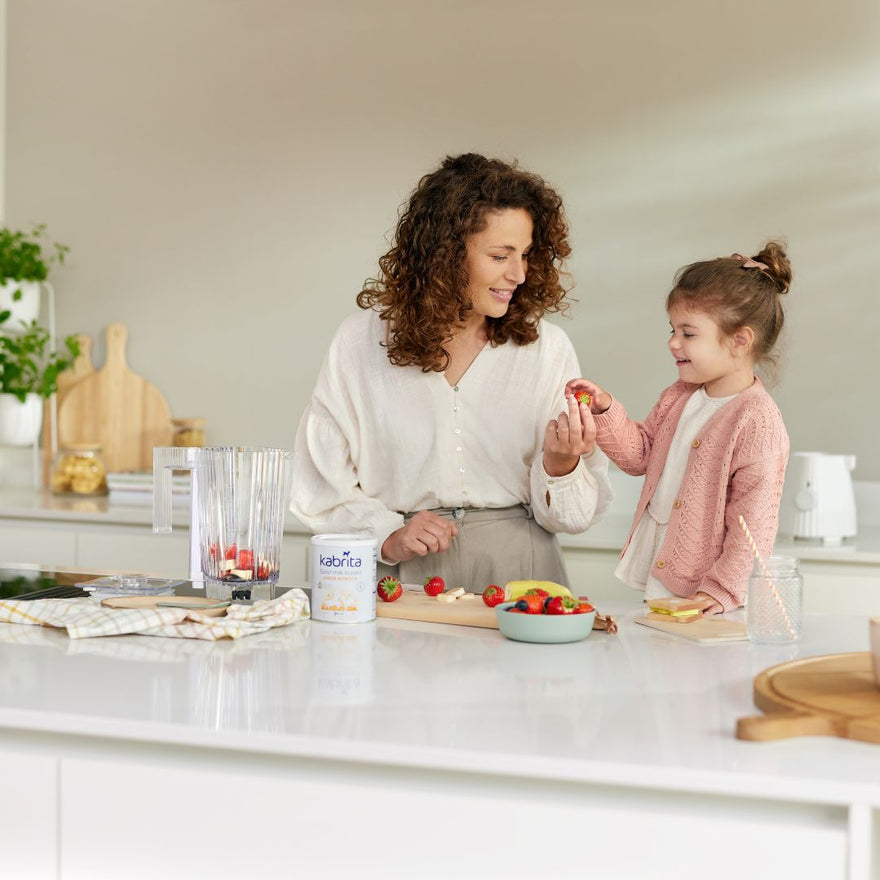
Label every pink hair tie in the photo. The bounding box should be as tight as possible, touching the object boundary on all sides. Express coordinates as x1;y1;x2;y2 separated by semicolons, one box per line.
731;252;769;271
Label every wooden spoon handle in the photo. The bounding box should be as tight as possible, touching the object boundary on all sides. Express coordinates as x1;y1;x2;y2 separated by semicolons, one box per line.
736;711;841;741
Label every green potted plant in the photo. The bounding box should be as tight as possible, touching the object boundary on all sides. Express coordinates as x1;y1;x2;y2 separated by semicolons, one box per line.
0;314;80;446
0;223;69;326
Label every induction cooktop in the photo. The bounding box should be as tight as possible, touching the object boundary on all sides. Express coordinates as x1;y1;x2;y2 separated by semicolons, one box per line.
0;566;204;601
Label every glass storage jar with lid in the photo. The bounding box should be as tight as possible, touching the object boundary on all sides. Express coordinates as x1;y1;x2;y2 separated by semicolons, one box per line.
172;417;206;447
50;443;109;496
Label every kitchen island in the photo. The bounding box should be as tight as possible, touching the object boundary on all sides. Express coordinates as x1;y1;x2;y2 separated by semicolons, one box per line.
1;571;878;880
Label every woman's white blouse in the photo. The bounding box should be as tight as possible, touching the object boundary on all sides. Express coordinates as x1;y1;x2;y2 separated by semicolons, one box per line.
290;309;613;561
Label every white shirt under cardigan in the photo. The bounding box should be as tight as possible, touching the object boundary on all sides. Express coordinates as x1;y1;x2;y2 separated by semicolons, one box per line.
290;308;613;563
615;386;737;599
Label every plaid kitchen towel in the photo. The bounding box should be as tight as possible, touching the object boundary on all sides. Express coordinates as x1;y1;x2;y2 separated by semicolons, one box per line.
0;589;310;640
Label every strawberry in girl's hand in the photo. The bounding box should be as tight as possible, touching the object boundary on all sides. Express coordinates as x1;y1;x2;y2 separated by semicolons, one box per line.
575;390;592;407
377;576;402;602
482;584;505;607
423;575;445;597
545;595;580;615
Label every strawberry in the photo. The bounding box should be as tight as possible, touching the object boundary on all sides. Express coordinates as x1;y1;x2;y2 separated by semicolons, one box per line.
482;584;505;607
575;390;592;407
256;560;271;580
237;549;254;570
423;575;445;596
520;593;545;614
224;543;238;561
576;601;595;614
377;576;402;602
507;607;527;613
545;595;580;615
524;587;550;600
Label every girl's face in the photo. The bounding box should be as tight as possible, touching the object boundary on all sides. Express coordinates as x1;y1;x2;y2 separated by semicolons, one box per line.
462;208;533;324
667;303;754;397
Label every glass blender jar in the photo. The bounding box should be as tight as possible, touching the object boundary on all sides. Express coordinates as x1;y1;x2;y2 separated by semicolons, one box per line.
153;445;294;599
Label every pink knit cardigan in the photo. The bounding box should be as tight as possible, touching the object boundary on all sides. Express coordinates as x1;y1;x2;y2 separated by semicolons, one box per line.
594;378;789;610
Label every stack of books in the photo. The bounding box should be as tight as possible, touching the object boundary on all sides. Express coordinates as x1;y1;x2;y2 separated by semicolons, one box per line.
106;471;191;505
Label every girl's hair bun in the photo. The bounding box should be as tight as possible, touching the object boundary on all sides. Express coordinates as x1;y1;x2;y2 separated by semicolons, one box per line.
753;241;791;294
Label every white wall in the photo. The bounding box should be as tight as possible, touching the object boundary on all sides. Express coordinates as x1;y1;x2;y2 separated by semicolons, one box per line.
4;0;880;478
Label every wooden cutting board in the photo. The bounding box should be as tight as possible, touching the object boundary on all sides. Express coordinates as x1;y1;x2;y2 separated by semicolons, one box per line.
376;591;498;629
57;323;173;472
42;334;95;484
634;615;748;643
736;652;880;744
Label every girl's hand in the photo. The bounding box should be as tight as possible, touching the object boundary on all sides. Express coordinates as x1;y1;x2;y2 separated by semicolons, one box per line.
543;392;597;477
694;592;724;615
564;378;612;414
381;510;458;564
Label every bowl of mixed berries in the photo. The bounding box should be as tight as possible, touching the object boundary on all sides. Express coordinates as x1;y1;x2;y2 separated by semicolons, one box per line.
492;581;595;644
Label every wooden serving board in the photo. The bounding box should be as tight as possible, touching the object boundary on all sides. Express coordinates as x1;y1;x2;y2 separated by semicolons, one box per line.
736;652;880;744
57;323;173;472
634;615;748;643
42;333;95;485
376;591;498;629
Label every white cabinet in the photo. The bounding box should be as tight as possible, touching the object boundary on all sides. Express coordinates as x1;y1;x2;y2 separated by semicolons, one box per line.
0;519;77;568
54;749;851;880
2;511;880;613
78;522;190;577
800;560;880;614
562;546;624;601
0;515;314;583
0;748;58;880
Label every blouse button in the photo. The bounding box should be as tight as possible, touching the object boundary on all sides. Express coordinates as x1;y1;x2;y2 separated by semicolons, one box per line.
673;499;681;509
453;385;459;392
459;466;466;474
656;560;666;569
454;428;461;435
456;446;463;452
692;439;701;448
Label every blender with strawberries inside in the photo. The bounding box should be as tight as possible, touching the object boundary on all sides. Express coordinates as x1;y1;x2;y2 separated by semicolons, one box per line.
153;445;293;599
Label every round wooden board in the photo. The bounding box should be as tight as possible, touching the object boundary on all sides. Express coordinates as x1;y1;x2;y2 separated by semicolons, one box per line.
736;652;880;744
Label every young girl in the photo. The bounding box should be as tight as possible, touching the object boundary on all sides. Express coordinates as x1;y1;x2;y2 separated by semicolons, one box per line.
566;243;791;614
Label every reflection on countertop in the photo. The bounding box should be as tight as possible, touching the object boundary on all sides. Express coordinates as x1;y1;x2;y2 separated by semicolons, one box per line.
0;592;877;804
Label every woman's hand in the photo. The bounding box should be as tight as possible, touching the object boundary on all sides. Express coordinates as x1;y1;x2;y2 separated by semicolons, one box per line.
543;392;597;478
381;510;458;565
564;378;612;414
694;592;724;615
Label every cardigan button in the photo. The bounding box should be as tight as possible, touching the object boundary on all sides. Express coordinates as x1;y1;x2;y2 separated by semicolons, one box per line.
656;560;666;569
692;439;701;448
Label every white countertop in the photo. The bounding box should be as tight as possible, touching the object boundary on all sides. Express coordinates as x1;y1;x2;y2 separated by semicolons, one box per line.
2;486;880;563
1;589;878;807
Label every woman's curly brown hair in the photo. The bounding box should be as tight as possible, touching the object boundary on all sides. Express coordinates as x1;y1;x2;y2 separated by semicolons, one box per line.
356;153;573;372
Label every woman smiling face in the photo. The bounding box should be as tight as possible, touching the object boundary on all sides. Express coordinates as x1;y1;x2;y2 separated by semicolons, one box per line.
462;208;533;325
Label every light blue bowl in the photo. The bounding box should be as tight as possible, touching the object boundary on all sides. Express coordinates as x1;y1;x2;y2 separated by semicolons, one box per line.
495;601;596;644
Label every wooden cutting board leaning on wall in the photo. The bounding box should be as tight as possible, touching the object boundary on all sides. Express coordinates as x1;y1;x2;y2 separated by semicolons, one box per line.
42;333;95;484
57;323;173;473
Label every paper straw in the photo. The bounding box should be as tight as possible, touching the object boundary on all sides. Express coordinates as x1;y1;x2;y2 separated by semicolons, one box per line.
738;515;797;639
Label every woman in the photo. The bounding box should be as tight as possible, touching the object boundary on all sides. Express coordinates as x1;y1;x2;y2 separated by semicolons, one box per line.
291;153;612;589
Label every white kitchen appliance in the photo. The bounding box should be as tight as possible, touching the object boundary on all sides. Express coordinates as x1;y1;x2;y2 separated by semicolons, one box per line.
778;452;857;544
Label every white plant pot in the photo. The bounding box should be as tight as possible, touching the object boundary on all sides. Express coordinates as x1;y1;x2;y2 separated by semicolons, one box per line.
0;393;44;446
0;279;41;328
